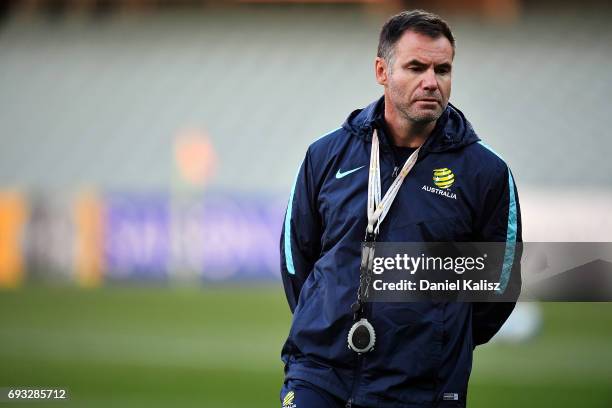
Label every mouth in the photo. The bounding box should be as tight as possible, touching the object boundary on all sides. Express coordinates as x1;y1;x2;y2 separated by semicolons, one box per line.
414;99;440;109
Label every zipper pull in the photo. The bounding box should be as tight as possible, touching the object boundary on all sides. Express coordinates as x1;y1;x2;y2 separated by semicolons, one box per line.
345;398;352;408
392;166;399;178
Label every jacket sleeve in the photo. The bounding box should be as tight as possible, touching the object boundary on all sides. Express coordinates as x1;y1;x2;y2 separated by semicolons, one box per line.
472;165;522;346
280;147;322;313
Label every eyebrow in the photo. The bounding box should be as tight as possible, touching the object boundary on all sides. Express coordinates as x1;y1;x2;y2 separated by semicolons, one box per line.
405;59;452;70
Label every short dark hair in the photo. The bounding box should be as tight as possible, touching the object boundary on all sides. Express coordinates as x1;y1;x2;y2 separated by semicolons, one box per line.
377;10;455;63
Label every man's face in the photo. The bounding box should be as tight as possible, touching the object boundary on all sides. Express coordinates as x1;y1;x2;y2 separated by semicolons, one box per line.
376;30;453;124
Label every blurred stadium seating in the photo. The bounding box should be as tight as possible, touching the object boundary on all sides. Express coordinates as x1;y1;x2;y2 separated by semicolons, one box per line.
0;1;610;284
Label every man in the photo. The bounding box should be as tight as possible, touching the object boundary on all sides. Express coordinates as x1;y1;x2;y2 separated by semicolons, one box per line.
280;10;521;408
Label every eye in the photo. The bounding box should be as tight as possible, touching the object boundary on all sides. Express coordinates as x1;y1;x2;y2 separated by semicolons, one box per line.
408;65;425;73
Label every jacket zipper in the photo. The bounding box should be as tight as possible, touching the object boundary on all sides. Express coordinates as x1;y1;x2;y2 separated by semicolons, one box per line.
387;138;401;178
346;298;371;407
346;135;392;407
378;122;430;173
345;353;363;408
347;129;427;408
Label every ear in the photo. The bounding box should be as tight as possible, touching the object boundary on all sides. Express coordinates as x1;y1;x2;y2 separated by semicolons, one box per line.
375;57;388;86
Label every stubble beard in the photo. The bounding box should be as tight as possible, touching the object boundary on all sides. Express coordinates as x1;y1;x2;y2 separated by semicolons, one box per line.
397;100;443;126
388;82;444;126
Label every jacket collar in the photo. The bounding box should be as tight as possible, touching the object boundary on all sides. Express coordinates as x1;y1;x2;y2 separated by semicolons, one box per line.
341;96;480;154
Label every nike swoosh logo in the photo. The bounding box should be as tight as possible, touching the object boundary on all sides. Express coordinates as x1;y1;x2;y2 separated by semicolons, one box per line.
336;165;365;179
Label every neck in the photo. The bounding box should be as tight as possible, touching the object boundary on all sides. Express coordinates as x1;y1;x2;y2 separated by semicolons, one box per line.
383;97;436;148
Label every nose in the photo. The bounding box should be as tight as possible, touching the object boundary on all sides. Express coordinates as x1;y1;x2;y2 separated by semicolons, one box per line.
421;68;438;92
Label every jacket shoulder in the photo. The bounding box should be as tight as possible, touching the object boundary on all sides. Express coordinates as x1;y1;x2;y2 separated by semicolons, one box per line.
306;127;351;160
308;126;348;148
466;140;512;176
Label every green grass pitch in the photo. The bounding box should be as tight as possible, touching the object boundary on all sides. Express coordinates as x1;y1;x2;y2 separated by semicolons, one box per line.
0;286;610;407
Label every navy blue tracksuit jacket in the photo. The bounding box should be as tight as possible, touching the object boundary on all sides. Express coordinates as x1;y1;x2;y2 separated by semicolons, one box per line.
280;97;522;407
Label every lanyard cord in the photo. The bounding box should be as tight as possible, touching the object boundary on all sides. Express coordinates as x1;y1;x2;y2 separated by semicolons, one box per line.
355;129;421;312
366;129;421;238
